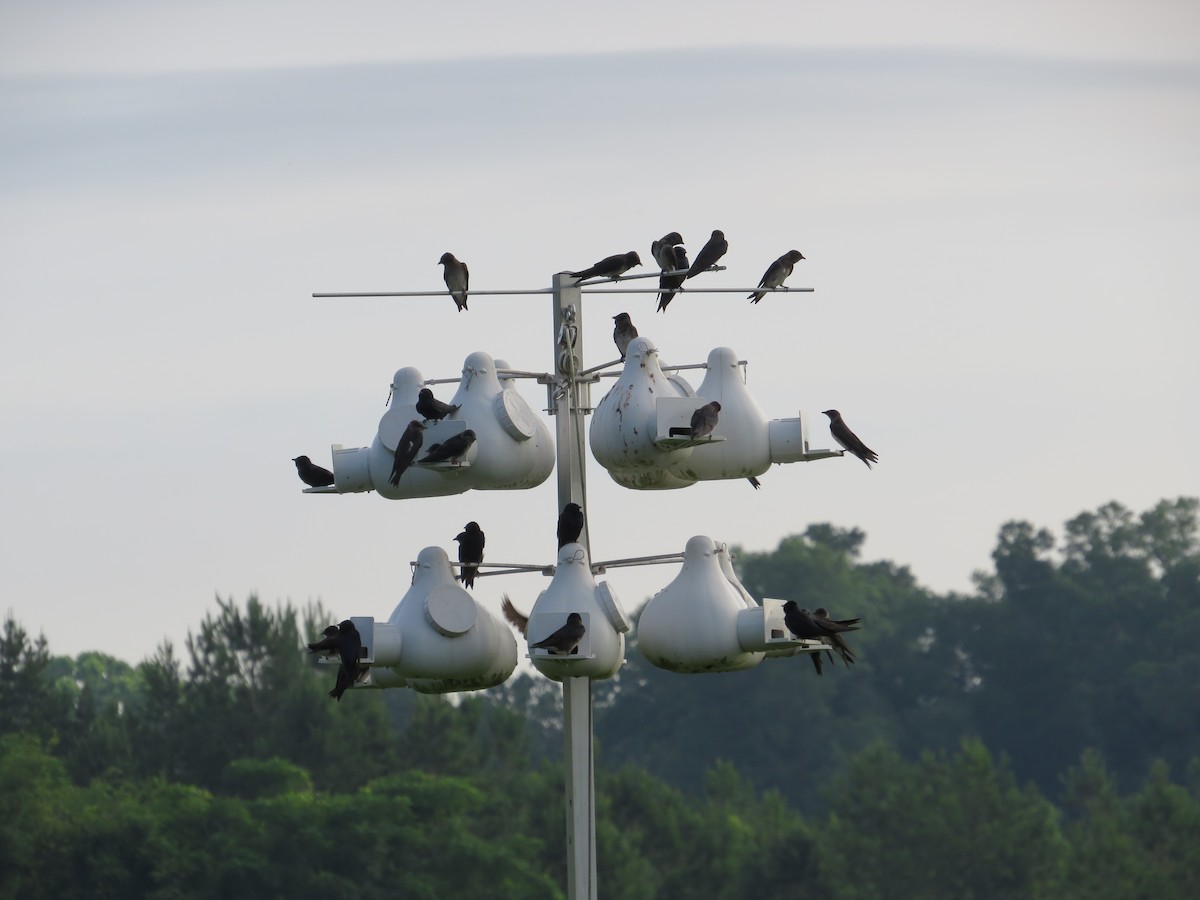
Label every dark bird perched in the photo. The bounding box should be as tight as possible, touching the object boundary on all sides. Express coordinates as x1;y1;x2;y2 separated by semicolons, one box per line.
439;252;470;311
685;229;728;280
613;312;638;361
783;601;861;648
306;625;340;656
500;595;529;636
650;231;683;271
822;409;879;469
669;400;721;438
329;619;365;701
293;455;335;488
455;521;485;589
418;429;477;464
657;244;689;312
531;612;586;655
416;387;460;422
748;250;805;303
557;502;585;548
388;420;425;486
814;607;858;666
569;251;642;282
690;401;721;438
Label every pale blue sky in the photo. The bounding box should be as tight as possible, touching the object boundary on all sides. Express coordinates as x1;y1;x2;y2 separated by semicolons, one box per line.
2;2;1198;663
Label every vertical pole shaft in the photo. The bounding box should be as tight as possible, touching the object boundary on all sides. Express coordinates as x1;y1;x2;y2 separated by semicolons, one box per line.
550;272;597;900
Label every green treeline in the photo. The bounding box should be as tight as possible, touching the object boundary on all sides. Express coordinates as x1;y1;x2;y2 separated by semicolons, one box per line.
2;497;1199;898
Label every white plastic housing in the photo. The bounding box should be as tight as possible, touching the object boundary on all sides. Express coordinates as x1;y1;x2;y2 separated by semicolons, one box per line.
320;352;555;499
366;546;517;694
527;543;626;682
589;337;699;490
637;535;766;674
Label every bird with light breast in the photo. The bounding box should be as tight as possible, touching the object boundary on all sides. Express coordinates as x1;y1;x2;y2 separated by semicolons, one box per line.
650;231;683;272
439;252;469;311
293;455;335;488
748;250;805;304
569;251;642;282
531;612;586;655
612;312;638;361
822;409;879;469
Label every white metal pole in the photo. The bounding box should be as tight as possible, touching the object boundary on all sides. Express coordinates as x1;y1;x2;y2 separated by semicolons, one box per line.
550;271;597;900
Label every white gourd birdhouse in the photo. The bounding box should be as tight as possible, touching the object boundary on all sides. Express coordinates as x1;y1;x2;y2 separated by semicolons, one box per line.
637;535;766;674
589;337;700;490
358;546;517;694
314;352;555;499
526;543;628;682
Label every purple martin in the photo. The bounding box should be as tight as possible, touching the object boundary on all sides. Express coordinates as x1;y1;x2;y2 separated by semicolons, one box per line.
455;521;485;589
650;231;683;272
748;250;805;303
500;595;529;636
783;601;861;644
670;401;721;438
822;409;879;469
613;312;638;360
531;612;586;655
439;252;470;311
293;455;335;488
657;245;689;312
685;229;728;280
388;419;425;487
569;251;642;282
416;387;460;422
306;625;340;656
690;401;721;439
557;501;585;548
814;607;858;666
418;429;477;464
329;619;365;701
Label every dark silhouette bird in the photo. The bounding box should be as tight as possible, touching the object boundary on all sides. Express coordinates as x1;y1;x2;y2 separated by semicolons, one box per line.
531;612;586;655
329;619;365;701
783;601;861;646
557;502;585;548
650;231;683;271
822;409;879;469
439;252;470;311
418;429;477;464
814;607;858;666
293;455;335;488
388;420;425;486
501;595;529;636
685;229;728;280
416;388;460;422
613;312;638;361
747;476;762;490
748;250;805;303
455;521;485;589
569;251;641;281
657;244;689;312
306;625;340;656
